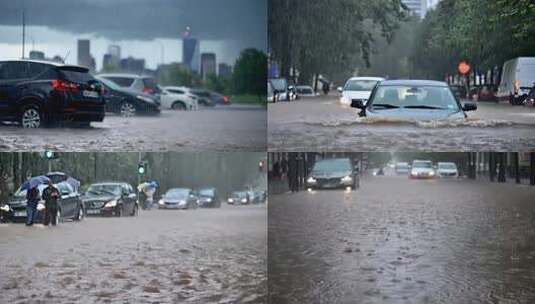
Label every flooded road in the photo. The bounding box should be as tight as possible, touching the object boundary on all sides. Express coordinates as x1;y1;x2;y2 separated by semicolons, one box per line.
268;176;535;303
0;205;267;304
268;96;535;151
0;105;266;152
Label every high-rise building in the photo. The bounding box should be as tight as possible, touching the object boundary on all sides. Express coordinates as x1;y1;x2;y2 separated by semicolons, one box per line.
183;37;200;73
77;39;91;68
218;63;232;78
201;53;216;81
120;57;145;74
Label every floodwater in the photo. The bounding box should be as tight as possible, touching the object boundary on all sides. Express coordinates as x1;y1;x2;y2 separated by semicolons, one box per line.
0;205;267;303
268;176;535;303
268;96;535;151
0;105;266;152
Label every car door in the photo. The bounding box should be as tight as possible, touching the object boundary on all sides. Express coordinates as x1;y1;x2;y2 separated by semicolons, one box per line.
0;62;29;119
57;183;75;218
125;184;136;214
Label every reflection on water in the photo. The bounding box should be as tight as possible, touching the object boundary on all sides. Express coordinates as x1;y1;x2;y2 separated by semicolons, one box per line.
269;177;535;303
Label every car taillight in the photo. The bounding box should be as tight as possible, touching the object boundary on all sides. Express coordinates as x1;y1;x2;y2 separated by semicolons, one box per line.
223;96;229;103
52;80;79;93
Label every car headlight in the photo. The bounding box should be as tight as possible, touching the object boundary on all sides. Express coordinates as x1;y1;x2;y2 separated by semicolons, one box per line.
206;198;212;202
104;199;117;208
307;177;317;183
178;200;186;205
158;199;164;205
137;95;154;103
411;170;417;176
0;204;10;212
429;171;435;176
341;175;353;182
37;202;46;211
228;198;234;203
241;198;247;203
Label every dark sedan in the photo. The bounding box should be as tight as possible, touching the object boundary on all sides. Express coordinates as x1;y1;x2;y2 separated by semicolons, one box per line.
227;191;251;205
81;182;139;217
0;182;84;224
95;76;160;116
306;158;359;191
158;188;198;210
197;188;221;208
351;80;477;120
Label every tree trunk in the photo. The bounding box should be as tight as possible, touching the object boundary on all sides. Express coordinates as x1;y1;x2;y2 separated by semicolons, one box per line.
498;153;506;183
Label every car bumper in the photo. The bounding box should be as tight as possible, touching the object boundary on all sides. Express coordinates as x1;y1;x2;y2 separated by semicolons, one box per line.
0;209;44;223
85;207;118;216
158;204;187;209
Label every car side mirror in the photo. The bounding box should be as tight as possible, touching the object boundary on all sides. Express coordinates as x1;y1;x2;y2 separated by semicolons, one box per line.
462;102;477;112
337;87;343;93
351;99;365;109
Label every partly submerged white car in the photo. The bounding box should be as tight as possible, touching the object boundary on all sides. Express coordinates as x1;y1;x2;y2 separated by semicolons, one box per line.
160;86;198;110
338;76;385;106
437;162;459;178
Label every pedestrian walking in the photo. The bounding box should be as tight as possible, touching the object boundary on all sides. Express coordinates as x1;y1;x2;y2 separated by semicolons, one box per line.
25;185;39;226
281;157;288;180
42;180;60;226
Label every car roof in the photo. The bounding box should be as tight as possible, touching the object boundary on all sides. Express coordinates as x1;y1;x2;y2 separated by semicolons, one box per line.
168;187;191;191
413;160;432;162
90;182;126;186
379;79;448;87
1;59;90;72
347;77;385;81
438;162;456;164
98;73;153;79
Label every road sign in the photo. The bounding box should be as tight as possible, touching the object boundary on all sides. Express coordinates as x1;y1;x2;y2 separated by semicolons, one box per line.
458;61;470;75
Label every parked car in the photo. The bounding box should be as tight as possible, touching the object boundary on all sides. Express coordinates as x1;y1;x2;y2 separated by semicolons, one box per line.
410;160;436;179
269;78;296;102
0;181;84;224
524;85;535;107
436;162;459;178
160;86;198;110
0;59;105;128
45;172;80;192
351;80;477;120
306;158;359;190
252;190;267;204
95;76;160;116
338;76;385;106
98;73;162;99
82;182;138;217
497;57;535;103
295;85;319;97
158;188;198;210
227;191;251;205
395;162;410;175
210;92;231;105
197;188;221;208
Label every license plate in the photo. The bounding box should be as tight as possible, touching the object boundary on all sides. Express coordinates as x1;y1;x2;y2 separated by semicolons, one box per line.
14;211;27;217
83;90;99;98
86;209;100;215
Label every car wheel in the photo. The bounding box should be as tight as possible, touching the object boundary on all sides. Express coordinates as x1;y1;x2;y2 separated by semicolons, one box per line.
120;102;136;117
116;206;123;217
171;101;186;111
20;105;43;128
74;205;84;221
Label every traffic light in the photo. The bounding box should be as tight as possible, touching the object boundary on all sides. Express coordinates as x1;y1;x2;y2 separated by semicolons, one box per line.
138;162;147;175
43;150;56;159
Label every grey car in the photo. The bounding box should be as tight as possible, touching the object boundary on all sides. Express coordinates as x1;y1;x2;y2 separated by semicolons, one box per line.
351;80;477;120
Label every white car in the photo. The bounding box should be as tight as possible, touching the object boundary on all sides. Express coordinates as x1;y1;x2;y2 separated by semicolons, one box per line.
409;160;435;179
160;86;198;110
437;162;459;178
296;85;319;97
338;76;385;106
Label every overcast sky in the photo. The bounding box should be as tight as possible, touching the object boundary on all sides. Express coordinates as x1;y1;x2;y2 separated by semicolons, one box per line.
0;0;267;70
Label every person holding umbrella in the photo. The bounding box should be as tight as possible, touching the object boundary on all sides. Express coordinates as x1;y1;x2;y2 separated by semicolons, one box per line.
22;175;51;226
42;179;60;226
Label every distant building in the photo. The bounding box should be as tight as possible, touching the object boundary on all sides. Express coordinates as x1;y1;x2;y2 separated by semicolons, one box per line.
183;37;200;73
29;50;45;60
201;53;216;81
120;56;145;74
402;0;426;18
218;63;232;78
77;39;91;68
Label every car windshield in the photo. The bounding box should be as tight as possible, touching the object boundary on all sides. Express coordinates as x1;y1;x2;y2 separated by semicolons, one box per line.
312;159;351;173
270;78;288;91
232;192;246;198
439;163;457;169
165;189;190;199
371;85;458;109
87;184;122;196
344;79;379;91
199;189;214;196
14;184;47;198
413;161;433;169
96;77;122;90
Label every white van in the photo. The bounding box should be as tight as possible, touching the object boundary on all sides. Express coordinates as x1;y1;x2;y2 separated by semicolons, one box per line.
497;57;535;101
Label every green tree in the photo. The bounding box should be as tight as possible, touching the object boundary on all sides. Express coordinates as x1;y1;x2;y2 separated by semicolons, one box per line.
232;48;267;96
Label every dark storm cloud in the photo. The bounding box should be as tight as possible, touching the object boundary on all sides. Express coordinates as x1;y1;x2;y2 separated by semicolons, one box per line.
0;0;266;48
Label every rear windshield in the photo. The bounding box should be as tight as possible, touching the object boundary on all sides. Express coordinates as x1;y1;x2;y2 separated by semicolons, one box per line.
105;77;135;87
60;69;94;83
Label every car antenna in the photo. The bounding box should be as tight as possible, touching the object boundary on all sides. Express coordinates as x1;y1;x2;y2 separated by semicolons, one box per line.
62;50;71;63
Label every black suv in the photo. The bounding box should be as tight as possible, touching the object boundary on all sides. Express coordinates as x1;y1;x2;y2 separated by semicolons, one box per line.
0;60;105;128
